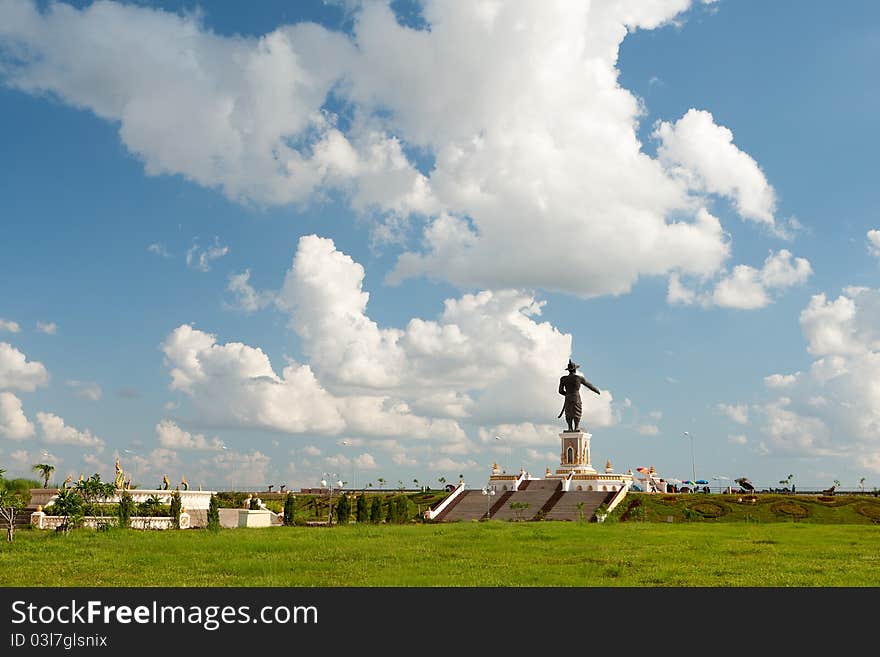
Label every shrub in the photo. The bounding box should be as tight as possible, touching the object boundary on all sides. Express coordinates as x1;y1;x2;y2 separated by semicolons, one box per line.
369;496;383;523
170;491;182;529
136;495;168;517
46;487;84;534
385;498;398;524
335;494;351;525
117;491;135;529
0;480;30;542
395;495;414;523
681;507;699;522
621;499;646;522
207;494;220;532
356;494;369;523
283;493;296;526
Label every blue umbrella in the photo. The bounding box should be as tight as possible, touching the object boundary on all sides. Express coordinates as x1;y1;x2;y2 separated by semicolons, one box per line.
695;479;709;485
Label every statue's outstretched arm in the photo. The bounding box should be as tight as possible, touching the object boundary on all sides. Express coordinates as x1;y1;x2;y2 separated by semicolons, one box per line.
581;376;600;395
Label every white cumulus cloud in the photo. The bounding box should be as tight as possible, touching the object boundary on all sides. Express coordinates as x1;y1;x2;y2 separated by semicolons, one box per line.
155;419;226;451
655;108;777;226
717;403;749;425
671;249;812;310
0;342;49;392
867;230;880;258
0;392;35;440
0;0;796;305
36;411;105;450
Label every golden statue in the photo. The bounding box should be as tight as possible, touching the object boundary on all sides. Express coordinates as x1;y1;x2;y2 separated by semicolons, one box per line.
62;474;72;490
181;476;188;491
114;459;125;490
162;474;170;490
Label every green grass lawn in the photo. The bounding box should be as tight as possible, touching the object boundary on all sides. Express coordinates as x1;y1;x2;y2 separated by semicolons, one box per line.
2;521;878;587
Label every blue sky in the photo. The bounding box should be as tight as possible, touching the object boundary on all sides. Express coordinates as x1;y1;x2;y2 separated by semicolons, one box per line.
1;0;879;493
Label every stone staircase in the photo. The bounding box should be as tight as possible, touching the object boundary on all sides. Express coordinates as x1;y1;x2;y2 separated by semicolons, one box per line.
12;507;38;530
542;491;614;521
433;483;621;523
490;483;562;521
435;490;496;521
488;490;514;517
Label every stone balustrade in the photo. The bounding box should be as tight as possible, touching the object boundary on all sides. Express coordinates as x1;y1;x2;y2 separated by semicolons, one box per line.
30;512;190;530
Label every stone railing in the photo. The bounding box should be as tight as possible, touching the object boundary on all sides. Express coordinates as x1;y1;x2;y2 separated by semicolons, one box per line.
423;481;466;520
31;512;190;530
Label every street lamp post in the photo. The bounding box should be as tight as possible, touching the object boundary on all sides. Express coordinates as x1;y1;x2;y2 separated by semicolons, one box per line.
341;440;357;490
320;473;341;525
683;431;696;487
495;435;511;473
481;486;495;520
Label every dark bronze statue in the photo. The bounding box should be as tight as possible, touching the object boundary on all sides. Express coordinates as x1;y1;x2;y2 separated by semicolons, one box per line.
558;359;600;432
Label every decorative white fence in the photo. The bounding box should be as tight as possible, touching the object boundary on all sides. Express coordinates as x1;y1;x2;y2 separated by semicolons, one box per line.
31;512;190;530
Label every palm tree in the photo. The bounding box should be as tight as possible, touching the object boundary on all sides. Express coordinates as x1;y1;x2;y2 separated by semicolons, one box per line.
377;477;386;490
33;463;55;488
859;477;866;493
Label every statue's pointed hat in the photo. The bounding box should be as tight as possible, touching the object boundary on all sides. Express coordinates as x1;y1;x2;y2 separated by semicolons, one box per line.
565;358;578;371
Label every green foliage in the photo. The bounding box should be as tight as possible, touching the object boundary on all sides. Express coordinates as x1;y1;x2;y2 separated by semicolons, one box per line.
681;507;699;522
385;498;398;524
262;500;283;513
618;492;880;524
117;491;135;529
355;494;369;523
170;490;182;529
74;474;116;527
136;494;168;517
0;478;30;542
2;478;41;491
394;495;414;523
283;493;296;526
207;494;220;532
32;463;55;488
47;487;84;534
335;494;351;525
216;491;249;509
369;496;383;523
509;501;530;521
